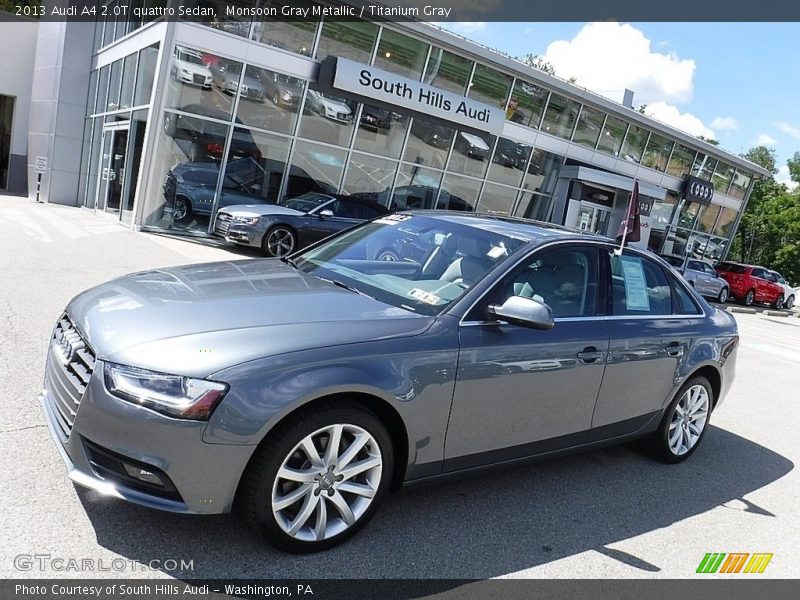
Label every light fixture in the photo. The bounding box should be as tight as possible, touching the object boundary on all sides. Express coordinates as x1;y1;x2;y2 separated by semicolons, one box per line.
591;192;610;202
385;52;391;58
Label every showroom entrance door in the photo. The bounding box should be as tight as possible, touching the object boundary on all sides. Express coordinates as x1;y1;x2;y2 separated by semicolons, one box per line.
574;201;612;235
95;124;129;217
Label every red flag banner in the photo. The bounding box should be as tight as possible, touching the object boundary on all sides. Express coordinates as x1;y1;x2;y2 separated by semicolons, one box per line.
617;181;641;244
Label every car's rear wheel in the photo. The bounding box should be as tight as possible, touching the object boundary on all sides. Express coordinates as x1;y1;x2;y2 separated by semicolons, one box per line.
240;402;393;553
743;289;755;306
262;226;296;258
785;295;795;309
376;248;399;262
772;294;784;310
717;287;729;304
647;376;713;463
173;196;191;221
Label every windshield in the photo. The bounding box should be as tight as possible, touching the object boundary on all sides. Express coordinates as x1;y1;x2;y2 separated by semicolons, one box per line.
278;193;332;213
661;255;684;267
177;50;205;66
292;214;527;316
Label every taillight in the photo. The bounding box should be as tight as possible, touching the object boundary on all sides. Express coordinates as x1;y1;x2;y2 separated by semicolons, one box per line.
206;142;224;155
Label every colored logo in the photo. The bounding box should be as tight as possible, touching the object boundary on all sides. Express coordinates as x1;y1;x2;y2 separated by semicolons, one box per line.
696;553;773;574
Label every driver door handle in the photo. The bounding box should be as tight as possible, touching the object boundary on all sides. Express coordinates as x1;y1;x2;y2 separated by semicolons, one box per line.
577;347;605;363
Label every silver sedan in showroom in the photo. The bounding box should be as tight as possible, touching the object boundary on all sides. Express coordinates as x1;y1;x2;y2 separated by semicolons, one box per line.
40;213;739;552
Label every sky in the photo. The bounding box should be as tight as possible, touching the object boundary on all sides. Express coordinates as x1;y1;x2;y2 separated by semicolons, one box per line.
440;22;800;189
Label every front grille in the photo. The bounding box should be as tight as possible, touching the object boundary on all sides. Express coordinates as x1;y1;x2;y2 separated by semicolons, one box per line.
214;213;231;235
192;74;205;85
46;315;96;439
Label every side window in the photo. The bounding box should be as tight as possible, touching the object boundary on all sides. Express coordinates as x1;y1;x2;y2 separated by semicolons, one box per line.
687;260;704;272
751;268;764;279
477;247;600;319
330;200;361;219
608;251;673;316
671;277;703;315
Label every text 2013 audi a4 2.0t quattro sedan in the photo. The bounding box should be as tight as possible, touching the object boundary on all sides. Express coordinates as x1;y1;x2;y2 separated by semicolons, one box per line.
40;213;738;552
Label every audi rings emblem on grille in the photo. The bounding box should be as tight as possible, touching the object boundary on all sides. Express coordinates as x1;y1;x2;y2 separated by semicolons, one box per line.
56;328;85;365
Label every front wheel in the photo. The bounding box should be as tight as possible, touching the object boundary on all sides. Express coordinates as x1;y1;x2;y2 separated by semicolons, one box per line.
785;295;795;309
717;287;729;304
772;294;785;310
240;402;393;552
262;226;297;257
173;196;191;221
647;376;713;463
743;289;755;306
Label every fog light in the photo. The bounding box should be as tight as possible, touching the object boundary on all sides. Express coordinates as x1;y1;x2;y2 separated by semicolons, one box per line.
123;464;164;487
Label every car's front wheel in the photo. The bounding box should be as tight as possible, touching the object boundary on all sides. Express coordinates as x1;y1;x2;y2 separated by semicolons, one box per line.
785;295;795;309
772;294;784;310
743;289;755;306
262;226;297;257
173;196;191;221
647;376;713;463
240;402;393;552
717;287;729;304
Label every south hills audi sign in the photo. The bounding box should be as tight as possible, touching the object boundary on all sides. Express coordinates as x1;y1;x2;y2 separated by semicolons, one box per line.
322;56;506;135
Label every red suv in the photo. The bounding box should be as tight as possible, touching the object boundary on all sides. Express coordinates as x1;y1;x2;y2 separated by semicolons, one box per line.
715;262;785;308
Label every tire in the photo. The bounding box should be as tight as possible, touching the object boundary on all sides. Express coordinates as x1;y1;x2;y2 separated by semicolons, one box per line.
173;196;191;221
262;226;297;258
743;289;755;306
646;375;713;464
772;294;784;310
376;248;399;262
785;295;795;310
240;401;393;553
717;287;729;304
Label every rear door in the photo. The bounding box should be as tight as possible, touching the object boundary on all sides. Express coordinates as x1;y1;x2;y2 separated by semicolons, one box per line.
686;260;709;294
592;249;693;429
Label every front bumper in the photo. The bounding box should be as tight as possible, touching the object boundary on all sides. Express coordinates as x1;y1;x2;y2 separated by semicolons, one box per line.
40;350;254;514
213;219;261;247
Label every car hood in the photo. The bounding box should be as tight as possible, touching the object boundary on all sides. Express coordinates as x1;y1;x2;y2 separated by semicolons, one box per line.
66;259;432;378
220;204;305;218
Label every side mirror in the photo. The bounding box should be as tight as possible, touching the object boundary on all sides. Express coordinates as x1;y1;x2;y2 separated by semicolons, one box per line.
488;296;555;330
318;209;334;219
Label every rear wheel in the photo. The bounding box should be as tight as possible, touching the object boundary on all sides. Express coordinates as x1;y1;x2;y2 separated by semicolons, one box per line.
772;294;784;310
743;289;755;306
717;287;729;304
240;402;393;552
262;226;297;258
647;376;713;463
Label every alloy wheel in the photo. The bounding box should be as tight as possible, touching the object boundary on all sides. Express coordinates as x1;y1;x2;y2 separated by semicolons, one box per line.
668;384;709;456
718;287;728;303
265;228;296;257
173;198;189;221
271;424;383;542
786;295;795;309
744;290;755;305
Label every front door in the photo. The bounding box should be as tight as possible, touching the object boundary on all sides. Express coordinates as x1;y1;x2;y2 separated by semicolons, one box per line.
575;202;612;235
96;126;129;216
445;245;610;469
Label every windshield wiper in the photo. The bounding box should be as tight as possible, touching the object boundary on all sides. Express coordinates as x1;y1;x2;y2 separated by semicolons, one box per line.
322;277;376;300
281;256;297;268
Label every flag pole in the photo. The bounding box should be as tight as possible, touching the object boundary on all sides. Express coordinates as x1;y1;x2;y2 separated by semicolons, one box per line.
615;179;638;256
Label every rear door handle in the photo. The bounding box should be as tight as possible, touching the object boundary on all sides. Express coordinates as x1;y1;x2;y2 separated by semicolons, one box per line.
665;342;684;357
577;347;605;363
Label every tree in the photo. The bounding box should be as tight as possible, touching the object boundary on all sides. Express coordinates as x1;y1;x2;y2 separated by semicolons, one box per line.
788;151;800;183
743;145;778;174
520;54;556;76
698;136;720;146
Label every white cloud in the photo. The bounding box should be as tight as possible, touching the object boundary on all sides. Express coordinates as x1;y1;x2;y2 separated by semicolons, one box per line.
776;121;800;141
643;102;716;139
754;133;777;146
543;22;696;106
711;116;739;131
777;165;799;191
439;22;488;35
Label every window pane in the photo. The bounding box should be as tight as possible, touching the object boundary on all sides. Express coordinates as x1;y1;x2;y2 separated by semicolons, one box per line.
251;0;317;56
374;28;428;80
692;153;717;180
506;80;549;129
702;236;728;261
487;138;530;187
219;129;291;209
133;43;159;107
285;140;346;198
468;64;512;108
440;173;481;211
449;130;494;178
403;118;454;169
572;106;605;148
165;46;235;119
650;192;679;232
316;20;378;64
713;207;738;238
642;133;673;172
515;192;553;221
107;59;122;111
342;152;397;197
478;183;518;215
662;227;692;257
675;199;702;229
728;169;752;200
620;125;649;163
609;253;673;316
354;105;410;159
0;95;14;189
423;47;473;95
119;53;137;110
236;66;304;134
666;143;696;178
711;162;734;194
86;71;98;116
541;93;580;140
299;83;356;147
597;115;628;156
522;149;561;195
392;164;443;210
695;203;721;234
195;0;254;38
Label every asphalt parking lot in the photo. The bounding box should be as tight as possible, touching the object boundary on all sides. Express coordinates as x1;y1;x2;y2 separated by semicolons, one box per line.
0;195;798;579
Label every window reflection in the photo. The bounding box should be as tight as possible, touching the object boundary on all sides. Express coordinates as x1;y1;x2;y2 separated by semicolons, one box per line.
572;106;605;148
236;67;304;134
522;149;561;195
299;83;356;147
441;173;481;211
449;130;495;178
218;130;291;209
285;140;346;198
354;105;410;159
342;152;398;197
487;138;530;187
597;115;628;156
403;118;454;169
133;43;159;107
515;191;553;221
506;80;549;129
541;94;580;140
191;0;255;37
666;143;696;178
620;125;649;163
642;133;673;172
692;154;717;180
468;64;512;108
713;207;737;237
695;202;721;233
166;46;236;119
251;0;318;56
374;28;428;80
107;59;122;111
316;20;378;63
423;48;473;95
392;164;445;210
478;183;518;215
729;169;752;200
711;162;734;194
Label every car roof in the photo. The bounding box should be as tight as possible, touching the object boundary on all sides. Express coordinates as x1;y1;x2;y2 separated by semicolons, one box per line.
402;210;613;244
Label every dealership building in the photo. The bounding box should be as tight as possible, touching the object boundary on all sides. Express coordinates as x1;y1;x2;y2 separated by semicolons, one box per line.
17;1;769;261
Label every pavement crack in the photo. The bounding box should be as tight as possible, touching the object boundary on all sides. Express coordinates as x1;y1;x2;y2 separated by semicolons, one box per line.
0;424;47;435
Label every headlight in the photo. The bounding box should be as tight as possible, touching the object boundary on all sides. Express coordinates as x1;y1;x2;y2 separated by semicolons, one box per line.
180;68;190;74
282;91;292;100
104;362;228;420
233;216;259;225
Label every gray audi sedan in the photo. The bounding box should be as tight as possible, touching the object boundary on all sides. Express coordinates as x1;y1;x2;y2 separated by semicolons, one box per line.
41;212;738;553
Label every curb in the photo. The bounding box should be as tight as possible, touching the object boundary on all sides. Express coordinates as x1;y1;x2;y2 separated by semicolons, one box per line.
726;306;757;314
762;310;790;318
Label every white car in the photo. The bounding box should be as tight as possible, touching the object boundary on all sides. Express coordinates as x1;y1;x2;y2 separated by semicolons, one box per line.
171;47;212;89
305;89;353;123
768;270;796;309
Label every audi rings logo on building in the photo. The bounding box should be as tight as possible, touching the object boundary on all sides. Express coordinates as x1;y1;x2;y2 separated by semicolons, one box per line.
684;176;715;205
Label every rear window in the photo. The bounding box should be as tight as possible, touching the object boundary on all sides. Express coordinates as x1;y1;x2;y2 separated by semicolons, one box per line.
661;255;684;267
717;262;747;274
